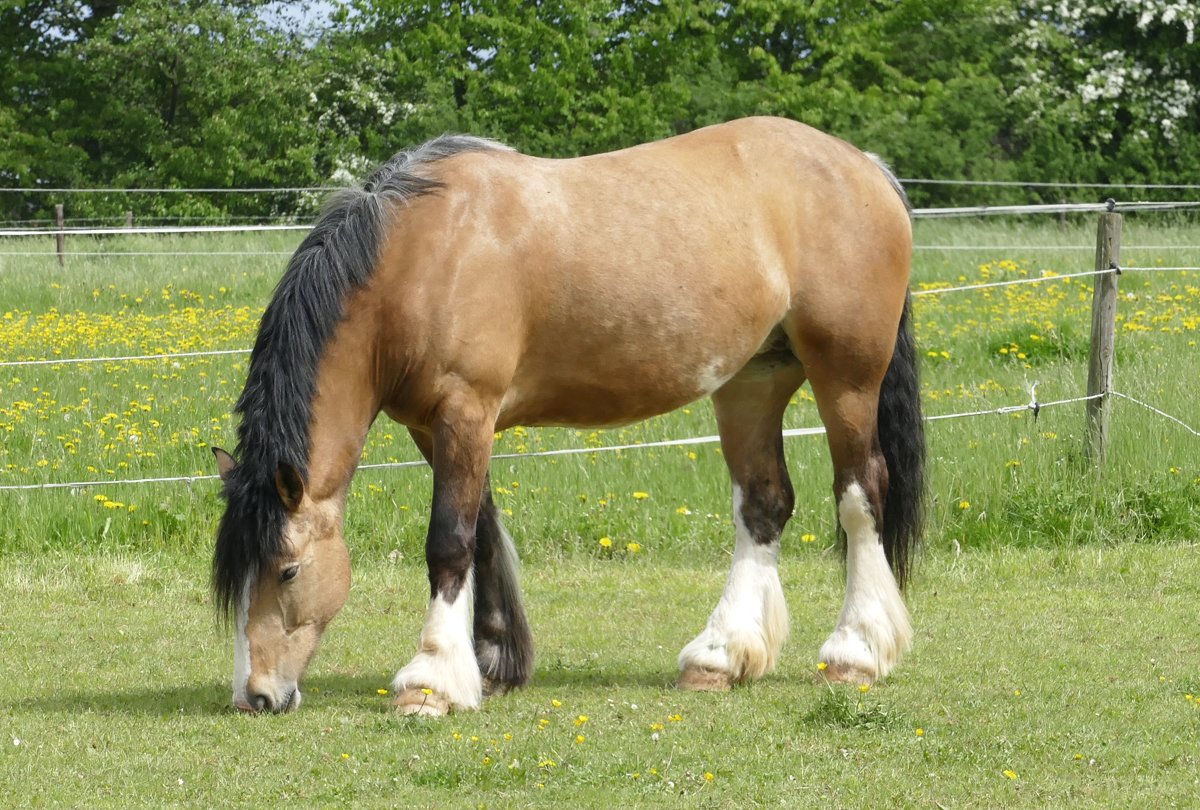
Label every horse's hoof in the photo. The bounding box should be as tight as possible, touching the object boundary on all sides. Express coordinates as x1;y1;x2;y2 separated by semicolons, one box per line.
819;662;876;686
677;666;732;692
392;688;451;716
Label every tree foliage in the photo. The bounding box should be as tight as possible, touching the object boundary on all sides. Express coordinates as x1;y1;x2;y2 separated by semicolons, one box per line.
1;0;1197;219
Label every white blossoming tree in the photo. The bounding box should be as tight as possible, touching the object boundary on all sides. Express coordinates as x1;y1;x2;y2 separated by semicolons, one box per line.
1002;0;1199;186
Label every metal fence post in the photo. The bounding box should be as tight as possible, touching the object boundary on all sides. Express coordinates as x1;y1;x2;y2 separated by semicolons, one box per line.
1086;200;1121;463
55;203;65;266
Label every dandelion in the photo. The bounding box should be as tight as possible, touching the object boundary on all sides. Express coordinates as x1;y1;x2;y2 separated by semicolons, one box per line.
377;689;388;695
650;723;664;731
860;685;869;693
801;533;816;542
575;735;585;744
575;715;588;725
552;699;562;707
704;772;714;781
916;729;924;736
1003;770;1017;780
632;491;649;499
677;507;691;514
958;501;970;509
421;688;433;695
817;662;827;671
598;537;612;549
627;542;641;553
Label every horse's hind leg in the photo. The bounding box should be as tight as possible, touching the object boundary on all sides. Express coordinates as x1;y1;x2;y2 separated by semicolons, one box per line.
678;362;805;691
807;376;911;685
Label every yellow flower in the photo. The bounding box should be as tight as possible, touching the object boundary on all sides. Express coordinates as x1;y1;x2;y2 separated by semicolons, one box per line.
916;729;924;736
959;500;970;509
421;688;433;695
626;542;641;553
650;723;664;731
575;715;588;725
377;689;388;695
703;772;714;781
677;506;691;514
598;537;612;548
817;662;827;671
859;685;869;693
801;533;816;542
552;699;562;707
632;491;649;499
1003;770;1017;780
575;734;585;744
482;756;491;765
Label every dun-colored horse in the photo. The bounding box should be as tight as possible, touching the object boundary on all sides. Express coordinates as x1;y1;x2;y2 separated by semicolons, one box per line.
212;116;924;715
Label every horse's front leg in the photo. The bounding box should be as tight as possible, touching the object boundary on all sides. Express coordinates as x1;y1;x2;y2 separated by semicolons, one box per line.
393;402;496;716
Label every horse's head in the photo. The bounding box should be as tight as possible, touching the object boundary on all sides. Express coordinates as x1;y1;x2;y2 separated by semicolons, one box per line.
213;447;351;713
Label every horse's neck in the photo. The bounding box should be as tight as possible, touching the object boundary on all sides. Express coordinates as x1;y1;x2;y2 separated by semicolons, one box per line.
303;340;380;502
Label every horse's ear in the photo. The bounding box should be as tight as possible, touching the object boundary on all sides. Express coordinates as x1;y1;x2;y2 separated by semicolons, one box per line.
212;447;236;482
275;463;305;512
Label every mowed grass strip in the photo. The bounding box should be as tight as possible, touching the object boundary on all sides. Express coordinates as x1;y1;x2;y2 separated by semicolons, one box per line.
1;547;1198;807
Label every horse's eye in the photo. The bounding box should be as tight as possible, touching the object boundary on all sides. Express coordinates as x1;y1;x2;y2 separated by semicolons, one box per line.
280;564;300;584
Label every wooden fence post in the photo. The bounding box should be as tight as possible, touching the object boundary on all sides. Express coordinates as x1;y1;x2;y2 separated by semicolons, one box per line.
126;210;134;228
55;203;65;266
1086;200;1121;463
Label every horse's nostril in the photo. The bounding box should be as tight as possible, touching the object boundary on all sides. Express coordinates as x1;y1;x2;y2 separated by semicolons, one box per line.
249;692;271;712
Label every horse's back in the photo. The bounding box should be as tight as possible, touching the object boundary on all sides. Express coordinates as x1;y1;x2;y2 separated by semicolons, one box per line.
373;118;911;428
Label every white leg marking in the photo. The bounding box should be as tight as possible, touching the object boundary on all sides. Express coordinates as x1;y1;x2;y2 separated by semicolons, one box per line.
232;579;251;709
819;483;912;682
394;570;482;711
679;484;788;683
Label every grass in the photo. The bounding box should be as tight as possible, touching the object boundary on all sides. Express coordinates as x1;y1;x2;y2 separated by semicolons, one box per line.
1;215;1199;805
2;546;1199;807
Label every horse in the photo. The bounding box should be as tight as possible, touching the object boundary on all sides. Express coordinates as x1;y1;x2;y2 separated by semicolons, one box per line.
210;116;924;715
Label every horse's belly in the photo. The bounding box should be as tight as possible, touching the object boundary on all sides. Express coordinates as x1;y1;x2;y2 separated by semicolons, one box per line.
496;337;757;430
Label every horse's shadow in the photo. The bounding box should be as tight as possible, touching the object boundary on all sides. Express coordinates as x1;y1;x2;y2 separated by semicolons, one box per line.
11;673;388;717
11;669;678;716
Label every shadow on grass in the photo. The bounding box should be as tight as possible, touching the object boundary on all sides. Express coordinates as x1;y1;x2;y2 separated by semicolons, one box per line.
9;673;393;716
529;667;677;690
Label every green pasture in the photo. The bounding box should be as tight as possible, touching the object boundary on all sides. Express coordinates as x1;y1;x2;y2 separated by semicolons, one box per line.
1;216;1199;806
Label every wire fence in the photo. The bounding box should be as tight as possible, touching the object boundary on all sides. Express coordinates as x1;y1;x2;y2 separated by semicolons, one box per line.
2;200;1199;239
2;198;1198;493
5;179;1199;192
2;254;1197;491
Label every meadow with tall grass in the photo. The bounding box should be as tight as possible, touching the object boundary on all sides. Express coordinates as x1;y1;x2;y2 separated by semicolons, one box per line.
1;216;1198;807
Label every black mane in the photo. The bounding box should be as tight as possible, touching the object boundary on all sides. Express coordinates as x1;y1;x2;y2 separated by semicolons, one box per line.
212;134;512;620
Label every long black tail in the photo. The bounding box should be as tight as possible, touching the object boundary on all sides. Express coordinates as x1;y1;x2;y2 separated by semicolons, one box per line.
877;294;925;590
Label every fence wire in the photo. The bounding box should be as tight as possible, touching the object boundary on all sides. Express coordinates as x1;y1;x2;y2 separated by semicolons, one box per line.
0;389;1143;493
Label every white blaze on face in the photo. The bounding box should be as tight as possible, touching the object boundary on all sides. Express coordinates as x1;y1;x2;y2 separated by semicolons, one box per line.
819;482;911;680
678;484;788;682
232;578;252;708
